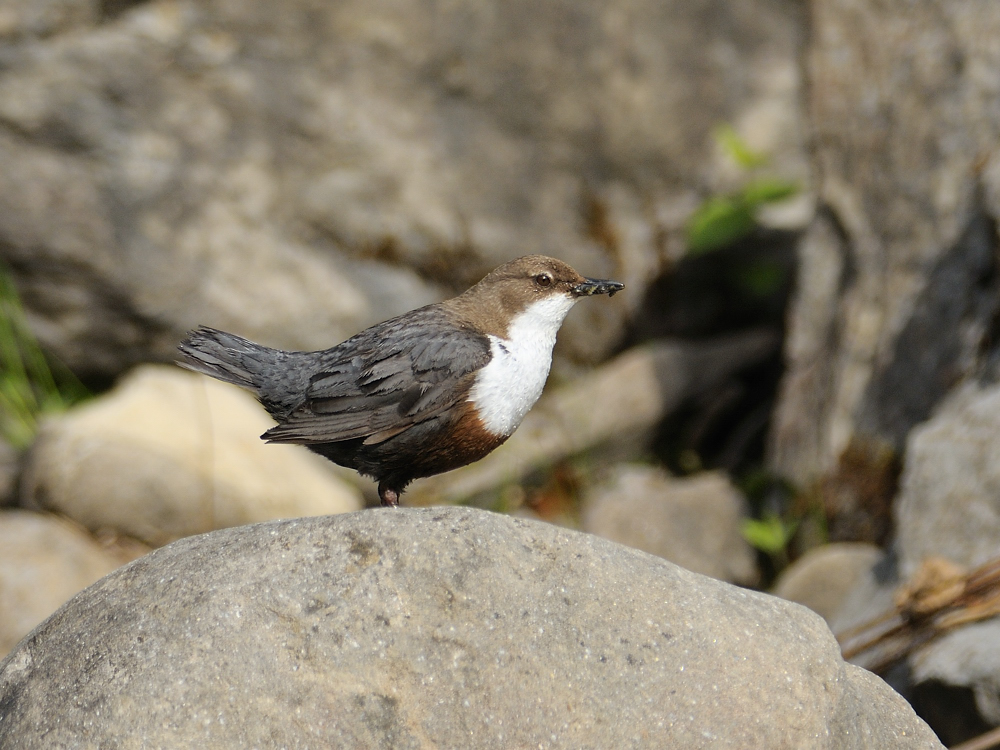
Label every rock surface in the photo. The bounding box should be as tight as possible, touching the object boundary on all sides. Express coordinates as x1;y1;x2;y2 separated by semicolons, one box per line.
581;465;758;585
894;382;1000;578
910;620;1000;727
0;507;941;748
0;0;805;376
0;510;121;658
772;542;884;623
862;381;1000;736
770;1;1000;485
21;365;363;546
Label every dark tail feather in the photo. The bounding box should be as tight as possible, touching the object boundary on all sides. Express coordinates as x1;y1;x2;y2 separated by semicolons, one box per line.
177;326;279;391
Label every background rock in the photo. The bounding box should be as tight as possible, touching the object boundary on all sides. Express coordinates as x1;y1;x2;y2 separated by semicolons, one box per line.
21;365;363;546
772;542;883;623
0;507;941;749
762;4;1000;741
894;382;1000;578
581;465;758;585
0;509;121;658
862;381;1000;743
826;546;1000;747
909;621;1000;733
0;0;806;377
770;1;1000;486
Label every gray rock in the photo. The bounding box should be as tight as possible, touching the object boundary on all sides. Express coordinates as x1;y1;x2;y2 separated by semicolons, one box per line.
22;365;363;546
0;510;121;658
581;465;758;585
827;551;901;674
0;507;941;748
894;382;1000;577
887;382;1000;727
770;1;1000;485
772;542;884;623
0;0;806;376
910;621;1000;726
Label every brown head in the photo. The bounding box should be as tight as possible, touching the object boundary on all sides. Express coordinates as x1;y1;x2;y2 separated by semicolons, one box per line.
445;255;624;338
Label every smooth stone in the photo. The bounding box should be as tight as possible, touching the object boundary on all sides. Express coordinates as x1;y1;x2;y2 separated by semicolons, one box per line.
0;510;121;658
773;542;885;623
581;465;758;585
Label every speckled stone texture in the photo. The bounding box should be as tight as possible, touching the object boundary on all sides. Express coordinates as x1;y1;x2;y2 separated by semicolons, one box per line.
0;507;941;749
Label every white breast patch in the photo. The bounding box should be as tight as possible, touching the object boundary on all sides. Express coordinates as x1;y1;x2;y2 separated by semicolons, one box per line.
467;294;578;436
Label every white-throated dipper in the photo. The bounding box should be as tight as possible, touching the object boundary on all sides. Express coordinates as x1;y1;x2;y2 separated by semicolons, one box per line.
178;255;623;507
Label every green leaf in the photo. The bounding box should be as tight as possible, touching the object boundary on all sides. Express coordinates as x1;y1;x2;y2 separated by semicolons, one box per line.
714;124;767;170
741;177;799;207
0;263;89;448
742;514;798;555
686;196;756;255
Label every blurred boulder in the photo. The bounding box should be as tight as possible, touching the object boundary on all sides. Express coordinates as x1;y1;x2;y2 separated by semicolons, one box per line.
0;509;121;658
22;365;363;546
886;382;1000;741
895;382;1000;577
0;507;941;748
828;547;1000;746
828;551;899;657
909;620;1000;738
0;0;805;376
772;542;883;623
581;465;758;586
770;1;1000;486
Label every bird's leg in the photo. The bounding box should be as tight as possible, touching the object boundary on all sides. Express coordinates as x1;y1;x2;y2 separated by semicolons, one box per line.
378;482;400;508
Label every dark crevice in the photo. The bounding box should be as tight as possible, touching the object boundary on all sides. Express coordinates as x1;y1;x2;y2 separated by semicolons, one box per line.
858;203;1000;451
627;227;800;477
99;0;154;23
908;679;993;747
819;203;857;298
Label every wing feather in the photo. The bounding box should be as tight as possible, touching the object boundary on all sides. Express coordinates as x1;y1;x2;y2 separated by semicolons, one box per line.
262;308;490;446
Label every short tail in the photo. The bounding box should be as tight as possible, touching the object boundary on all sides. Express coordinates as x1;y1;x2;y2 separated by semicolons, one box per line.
177;326;279;391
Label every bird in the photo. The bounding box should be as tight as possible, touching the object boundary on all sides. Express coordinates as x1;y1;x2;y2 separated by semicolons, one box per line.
177;255;624;507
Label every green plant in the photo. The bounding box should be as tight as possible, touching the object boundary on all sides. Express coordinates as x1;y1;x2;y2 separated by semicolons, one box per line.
0;266;88;448
737;468;819;579
742;513;798;558
686;125;799;255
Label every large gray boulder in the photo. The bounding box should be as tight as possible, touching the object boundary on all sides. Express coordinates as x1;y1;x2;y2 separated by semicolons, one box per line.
0;507;941;748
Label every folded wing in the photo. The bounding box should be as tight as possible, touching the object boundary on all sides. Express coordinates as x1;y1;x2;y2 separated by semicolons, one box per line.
262;308;491;446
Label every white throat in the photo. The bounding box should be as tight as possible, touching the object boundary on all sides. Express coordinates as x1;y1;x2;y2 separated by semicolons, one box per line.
468;294;578;436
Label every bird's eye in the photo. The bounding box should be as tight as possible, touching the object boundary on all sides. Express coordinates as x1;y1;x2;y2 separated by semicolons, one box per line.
534;273;553;288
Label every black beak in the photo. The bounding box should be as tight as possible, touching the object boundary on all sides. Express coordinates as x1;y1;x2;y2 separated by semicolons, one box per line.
573;277;625;298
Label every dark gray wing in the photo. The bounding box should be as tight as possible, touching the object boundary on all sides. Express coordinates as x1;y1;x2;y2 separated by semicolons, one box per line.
262;307;491;446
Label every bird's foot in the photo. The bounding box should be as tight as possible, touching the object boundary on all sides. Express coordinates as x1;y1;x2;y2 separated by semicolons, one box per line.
378;483;400;508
